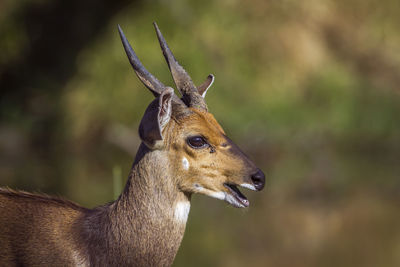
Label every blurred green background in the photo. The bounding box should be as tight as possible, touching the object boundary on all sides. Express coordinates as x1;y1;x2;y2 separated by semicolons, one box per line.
1;0;400;266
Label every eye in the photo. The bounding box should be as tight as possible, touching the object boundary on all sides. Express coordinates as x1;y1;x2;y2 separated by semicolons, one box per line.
187;136;208;149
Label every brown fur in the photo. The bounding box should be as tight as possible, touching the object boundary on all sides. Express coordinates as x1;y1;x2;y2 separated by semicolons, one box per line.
0;101;260;267
0;28;265;265
0;143;188;266
167;109;258;194
0;188;85;266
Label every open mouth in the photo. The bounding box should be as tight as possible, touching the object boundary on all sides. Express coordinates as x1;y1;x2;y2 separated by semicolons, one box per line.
224;183;249;208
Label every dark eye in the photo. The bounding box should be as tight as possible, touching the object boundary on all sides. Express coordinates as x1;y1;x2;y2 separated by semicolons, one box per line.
187;136;208;148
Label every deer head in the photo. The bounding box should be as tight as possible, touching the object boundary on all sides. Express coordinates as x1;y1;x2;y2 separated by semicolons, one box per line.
118;23;265;208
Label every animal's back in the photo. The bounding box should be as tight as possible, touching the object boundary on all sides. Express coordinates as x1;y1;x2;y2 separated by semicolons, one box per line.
0;188;88;266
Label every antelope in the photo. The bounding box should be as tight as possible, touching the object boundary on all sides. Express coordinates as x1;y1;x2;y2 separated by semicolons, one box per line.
0;22;265;266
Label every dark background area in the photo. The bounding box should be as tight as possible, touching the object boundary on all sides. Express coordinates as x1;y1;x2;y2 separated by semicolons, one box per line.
1;0;400;266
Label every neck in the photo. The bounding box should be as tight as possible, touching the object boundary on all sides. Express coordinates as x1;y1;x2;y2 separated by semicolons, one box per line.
78;143;190;266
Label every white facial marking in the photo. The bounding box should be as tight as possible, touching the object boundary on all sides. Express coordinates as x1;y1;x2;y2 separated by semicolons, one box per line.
208;191;226;200
193;183;225;200
240;183;257;191
193;183;248;208
193;182;248;208
205;190;245;208
174;201;191;223
182;157;189;170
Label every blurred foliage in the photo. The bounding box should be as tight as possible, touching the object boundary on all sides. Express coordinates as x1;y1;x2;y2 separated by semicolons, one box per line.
1;0;400;266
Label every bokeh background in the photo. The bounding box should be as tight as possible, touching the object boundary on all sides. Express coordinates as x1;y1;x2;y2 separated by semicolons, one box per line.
1;0;400;266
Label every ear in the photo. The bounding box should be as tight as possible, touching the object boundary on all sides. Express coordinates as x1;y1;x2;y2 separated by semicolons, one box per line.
139;87;174;149
197;74;214;98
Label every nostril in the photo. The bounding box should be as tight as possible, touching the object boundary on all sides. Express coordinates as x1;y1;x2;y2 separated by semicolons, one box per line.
251;169;265;191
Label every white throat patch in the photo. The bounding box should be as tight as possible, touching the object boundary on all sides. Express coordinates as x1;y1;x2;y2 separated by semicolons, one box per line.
182;157;189;170
174;201;191;223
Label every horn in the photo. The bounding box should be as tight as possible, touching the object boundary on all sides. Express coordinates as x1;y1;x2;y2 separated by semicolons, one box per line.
118;25;166;97
153;22;208;111
118;25;186;109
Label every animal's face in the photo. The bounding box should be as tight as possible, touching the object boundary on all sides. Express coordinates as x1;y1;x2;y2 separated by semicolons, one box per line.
163;108;265;208
119;23;265;208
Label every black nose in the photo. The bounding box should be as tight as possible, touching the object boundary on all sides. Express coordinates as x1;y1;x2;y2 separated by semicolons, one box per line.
251;169;265;191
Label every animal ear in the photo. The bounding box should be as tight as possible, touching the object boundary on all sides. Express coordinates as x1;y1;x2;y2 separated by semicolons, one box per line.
197;74;214;98
139;87;174;149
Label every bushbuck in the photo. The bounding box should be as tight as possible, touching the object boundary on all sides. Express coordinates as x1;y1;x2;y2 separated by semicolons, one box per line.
0;22;265;266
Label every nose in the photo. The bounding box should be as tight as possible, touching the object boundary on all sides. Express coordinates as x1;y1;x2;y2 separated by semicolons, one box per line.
251;169;265;191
